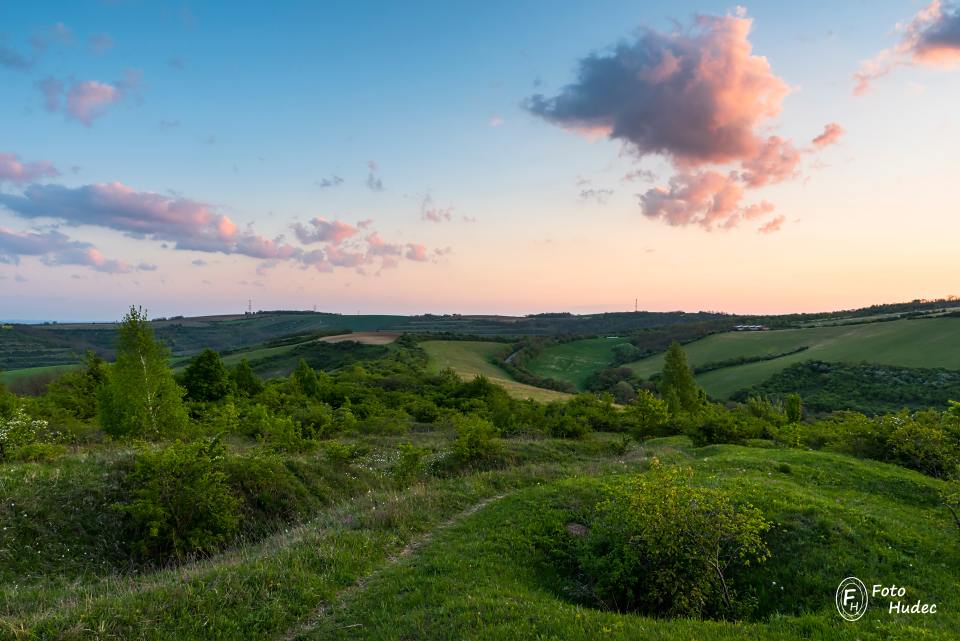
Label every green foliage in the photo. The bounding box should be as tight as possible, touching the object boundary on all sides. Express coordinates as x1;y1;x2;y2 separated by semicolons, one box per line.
392;443;428;485
887;415;959;478
323;440;359;466
785;393;803;423
98;306;187;439
659;342;701;415
181;348;233;402
451;414;500;463
556;463;771;619
231;358;263;397
43;350;107;420
241;403;311;452
624;389;670;440
734;360;960;415
116;438;241;560
0;405;49;459
292;358;322;398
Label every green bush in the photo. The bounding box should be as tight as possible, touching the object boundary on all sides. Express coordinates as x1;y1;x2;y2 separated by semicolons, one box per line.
323;440;359;466
553;462;771;619
12;442;67;462
392;443;428;485
887;417;959;478
624;389;670;440
451;414;500;463
116;438;241;560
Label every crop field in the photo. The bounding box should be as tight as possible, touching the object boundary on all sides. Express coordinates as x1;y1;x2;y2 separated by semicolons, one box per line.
524;337;631;389
421;340;571;402
626;317;960;398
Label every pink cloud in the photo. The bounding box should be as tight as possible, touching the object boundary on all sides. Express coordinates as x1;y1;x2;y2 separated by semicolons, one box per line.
37;70;141;125
0;152;59;184
292;217;359;244
758;215;785;234
812;123;845;148
0;226;148;273
528;9;829;234
405;243;428;261
855;1;960;94
739;136;801;187
527;11;789;167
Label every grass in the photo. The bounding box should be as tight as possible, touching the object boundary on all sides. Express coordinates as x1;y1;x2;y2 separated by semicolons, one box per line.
525;337;631;389
0;364;78;386
305;441;959;641
420;340;572;402
1;433;957;639
626;317;960;398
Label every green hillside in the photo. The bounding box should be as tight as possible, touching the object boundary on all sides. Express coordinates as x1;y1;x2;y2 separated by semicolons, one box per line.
524;337;631;388
627;317;960;398
421;340;571;402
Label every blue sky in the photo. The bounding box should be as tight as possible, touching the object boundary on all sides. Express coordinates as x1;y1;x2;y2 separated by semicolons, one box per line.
2;1;959;320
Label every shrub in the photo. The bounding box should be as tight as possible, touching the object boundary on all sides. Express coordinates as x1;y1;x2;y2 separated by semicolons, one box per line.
392;443;428;485
323;440;358;466
0;406;48;460
451;414;500;463
12;442;67;462
624;389;670;440
887;418;959;478
562;463;771;619
116;438;241;560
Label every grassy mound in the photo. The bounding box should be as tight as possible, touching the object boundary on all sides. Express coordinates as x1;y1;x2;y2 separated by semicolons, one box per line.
309;442;959;640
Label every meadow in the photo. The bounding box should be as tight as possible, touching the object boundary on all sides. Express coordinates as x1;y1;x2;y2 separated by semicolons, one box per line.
420;340;571;402
524;337;631;389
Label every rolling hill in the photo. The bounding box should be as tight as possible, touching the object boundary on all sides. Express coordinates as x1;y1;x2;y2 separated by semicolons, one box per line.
627;317;960;398
420;340;572;402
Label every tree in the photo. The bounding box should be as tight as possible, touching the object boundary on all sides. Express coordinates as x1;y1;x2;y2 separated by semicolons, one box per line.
659;342;701;414
292;358;321;398
45;350;108;420
182;348;232;402
785;393;803;423
625;389;670;439
231;359;263;397
99;306;187;439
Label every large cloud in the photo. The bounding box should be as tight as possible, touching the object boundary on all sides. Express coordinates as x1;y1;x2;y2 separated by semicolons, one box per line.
0;181;434;274
855;1;960;94
0;227;150;273
527;9;838;233
0;152;59;184
0;182;297;259
526;12;789;167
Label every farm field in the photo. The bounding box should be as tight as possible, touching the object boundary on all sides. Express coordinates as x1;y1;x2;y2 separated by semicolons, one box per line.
524;337;630;389
421;340;571;402
627;317;960;398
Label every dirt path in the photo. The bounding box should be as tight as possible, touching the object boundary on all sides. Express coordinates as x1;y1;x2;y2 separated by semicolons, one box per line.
278;493;506;641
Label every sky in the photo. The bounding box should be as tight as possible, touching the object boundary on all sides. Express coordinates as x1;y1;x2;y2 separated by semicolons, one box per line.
1;0;960;321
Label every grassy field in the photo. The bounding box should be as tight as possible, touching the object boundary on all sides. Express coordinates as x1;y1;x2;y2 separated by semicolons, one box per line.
525;337;631;389
306;440;959;641
7;435;953;639
421;340;571;402
627;317;960;398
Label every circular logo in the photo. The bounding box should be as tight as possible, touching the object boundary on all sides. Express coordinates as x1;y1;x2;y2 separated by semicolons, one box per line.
836;577;869;621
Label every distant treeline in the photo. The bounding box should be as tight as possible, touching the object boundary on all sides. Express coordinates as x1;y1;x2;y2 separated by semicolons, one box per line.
733;360;960;415
692;346;810;375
